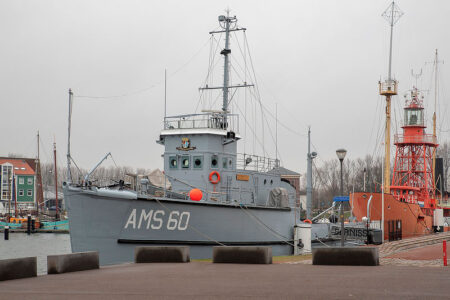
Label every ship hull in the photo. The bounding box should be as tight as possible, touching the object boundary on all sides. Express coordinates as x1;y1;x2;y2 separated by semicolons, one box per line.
64;186;298;265
350;192;434;240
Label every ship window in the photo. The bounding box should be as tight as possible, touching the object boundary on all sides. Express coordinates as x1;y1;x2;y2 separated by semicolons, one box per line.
169;156;178;169
182;156;190;169
270;180;273;185
222;158;228;169
228;159;233;170
211;155;218;169
264;179;267;185
193;156;203;169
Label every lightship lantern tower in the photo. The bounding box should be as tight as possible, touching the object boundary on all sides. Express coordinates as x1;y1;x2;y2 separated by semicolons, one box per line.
379;1;403;193
391;88;438;210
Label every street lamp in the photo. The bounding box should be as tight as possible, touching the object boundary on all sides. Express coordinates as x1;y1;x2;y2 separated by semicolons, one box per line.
336;148;347;247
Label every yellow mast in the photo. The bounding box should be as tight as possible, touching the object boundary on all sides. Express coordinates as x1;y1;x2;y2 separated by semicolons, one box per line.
432;49;439;188
380;1;403;194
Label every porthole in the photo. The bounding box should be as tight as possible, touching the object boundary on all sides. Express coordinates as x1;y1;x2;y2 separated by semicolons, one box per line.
169;156;178;169
270;180;273;185
193;156;203;169
211;155;218;168
264;179;267;185
182;156;190;169
222;158;228;169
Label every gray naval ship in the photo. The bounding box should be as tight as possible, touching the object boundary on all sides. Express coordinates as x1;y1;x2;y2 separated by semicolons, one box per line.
64;13;326;265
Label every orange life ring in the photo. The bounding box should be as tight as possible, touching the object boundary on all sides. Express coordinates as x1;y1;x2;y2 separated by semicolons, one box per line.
304;219;312;224
209;171;220;184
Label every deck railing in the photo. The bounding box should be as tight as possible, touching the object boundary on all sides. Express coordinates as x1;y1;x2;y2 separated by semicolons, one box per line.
236;153;280;172
394;134;437;145
164;113;239;132
379;79;398;95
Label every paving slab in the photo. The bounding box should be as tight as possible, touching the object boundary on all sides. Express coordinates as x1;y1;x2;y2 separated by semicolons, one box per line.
0;262;449;299
385;243;445;260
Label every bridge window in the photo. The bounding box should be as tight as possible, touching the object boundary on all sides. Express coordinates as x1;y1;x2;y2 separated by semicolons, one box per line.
182;156;190;169
222;158;228;169
169;156;178;169
193;156;203;169
211;155;218;169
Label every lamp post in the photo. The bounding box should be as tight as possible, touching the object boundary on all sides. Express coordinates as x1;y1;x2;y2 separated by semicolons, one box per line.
336;148;347;247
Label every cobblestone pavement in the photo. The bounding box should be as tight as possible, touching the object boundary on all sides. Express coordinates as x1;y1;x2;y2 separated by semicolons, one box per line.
282;242;448;267
281;258;445;267
380;258;444;267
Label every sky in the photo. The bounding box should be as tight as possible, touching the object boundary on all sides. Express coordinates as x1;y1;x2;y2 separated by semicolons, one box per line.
1;0;449;175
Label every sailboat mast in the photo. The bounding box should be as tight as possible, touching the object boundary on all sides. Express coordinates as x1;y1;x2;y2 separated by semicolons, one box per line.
380;1;403;194
54;142;59;221
306;127;313;220
36;131;44;215
67;89;73;184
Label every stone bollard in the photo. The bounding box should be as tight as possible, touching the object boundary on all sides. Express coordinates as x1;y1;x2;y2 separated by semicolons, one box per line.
0;257;37;281
48;251;99;274
135;246;190;263
213;246;272;264
312;247;379;266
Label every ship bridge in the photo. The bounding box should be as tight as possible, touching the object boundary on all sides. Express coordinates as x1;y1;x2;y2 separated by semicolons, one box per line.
160;113;240;138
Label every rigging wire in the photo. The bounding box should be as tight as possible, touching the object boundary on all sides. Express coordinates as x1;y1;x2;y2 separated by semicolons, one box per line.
75;37;212;100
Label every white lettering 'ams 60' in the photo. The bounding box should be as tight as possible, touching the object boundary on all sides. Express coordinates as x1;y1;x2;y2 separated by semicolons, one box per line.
124;209;190;231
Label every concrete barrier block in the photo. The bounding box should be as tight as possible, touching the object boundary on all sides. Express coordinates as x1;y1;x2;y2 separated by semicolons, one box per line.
134;246;190;263
0;257;37;281
312;247;379;266
213;246;272;264
47;251;99;274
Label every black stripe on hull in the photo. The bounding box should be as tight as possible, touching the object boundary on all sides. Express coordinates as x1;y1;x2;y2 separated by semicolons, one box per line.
118;239;293;246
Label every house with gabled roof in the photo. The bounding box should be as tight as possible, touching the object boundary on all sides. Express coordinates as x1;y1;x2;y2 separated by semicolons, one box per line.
0;157;40;213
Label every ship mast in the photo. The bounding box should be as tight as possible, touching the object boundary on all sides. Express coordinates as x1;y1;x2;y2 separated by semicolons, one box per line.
200;11;253;127
379;1;403;193
432;49;443;185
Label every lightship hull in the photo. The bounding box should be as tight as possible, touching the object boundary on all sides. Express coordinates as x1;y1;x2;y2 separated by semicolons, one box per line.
350;192;433;240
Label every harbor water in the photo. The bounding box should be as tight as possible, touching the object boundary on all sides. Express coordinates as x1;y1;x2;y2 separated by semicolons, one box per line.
0;233;71;275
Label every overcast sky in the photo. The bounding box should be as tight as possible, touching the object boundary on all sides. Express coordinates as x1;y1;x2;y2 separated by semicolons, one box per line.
1;0;449;175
